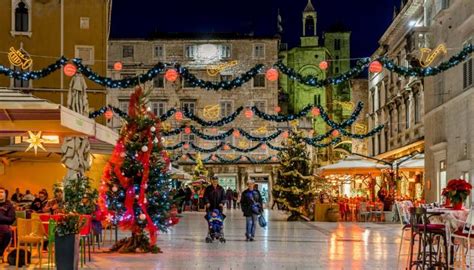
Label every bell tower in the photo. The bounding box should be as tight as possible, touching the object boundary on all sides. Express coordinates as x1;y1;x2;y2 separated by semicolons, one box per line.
301;0;318;47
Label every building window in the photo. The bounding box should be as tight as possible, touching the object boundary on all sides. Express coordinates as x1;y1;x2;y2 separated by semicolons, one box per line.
435;0;449;14
123;45;134;58
220;101;232;117
463;58;473;90
185;45;196;59
253;74;266;88
253;101;266;112
314;94;321;105
377;87;381;111
150;101;167;117
153;74;164;88
414;92;421;124
371;90;375;113
220;74;233;82
405;98;410;129
181;101;196;115
334;39;341;50
119;101;129;113
253;44;265;59
220;45;231;59
397;106;402;133
154;45;164;59
75;46;94;65
13;66;29;88
80;17;90;29
15;1;29;32
377;133;381;155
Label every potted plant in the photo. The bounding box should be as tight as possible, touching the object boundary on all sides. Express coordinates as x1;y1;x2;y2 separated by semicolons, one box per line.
55;213;85;270
442;179;473;210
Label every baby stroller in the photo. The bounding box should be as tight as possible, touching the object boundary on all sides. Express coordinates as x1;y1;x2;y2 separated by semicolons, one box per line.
205;209;226;243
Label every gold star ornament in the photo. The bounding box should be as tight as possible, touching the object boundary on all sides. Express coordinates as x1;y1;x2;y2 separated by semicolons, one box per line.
25;131;46;155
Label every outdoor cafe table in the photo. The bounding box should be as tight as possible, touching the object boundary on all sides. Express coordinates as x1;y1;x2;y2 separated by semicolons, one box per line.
427;208;470;230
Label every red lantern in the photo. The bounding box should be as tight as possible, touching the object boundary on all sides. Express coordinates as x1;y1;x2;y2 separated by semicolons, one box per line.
184;126;191;134
319;61;329;70
104;109;113;120
245;108;253;119
183;143;189;150
282;131;289;138
233;130;240;138
274;106;281;113
332;130;340;137
265;68;279;81
271;157;278;162
64;63;77;77
113;62;123;71
261;144;267;150
223;144;230;151
369;60;383;73
165;69;178;82
175;111;183;121
311;107;320;117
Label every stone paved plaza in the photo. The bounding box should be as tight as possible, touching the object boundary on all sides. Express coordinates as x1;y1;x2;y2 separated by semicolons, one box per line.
2;210;405;269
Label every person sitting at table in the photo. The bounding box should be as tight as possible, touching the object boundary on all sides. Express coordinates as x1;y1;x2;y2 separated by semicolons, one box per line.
0;187;15;257
10;187;23;203
30;190;48;212
44;188;64;214
22;190;35;202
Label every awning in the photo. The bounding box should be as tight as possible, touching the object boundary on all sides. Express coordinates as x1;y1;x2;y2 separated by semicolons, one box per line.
0;89;118;145
397;153;424;172
318;155;389;176
169;166;193;180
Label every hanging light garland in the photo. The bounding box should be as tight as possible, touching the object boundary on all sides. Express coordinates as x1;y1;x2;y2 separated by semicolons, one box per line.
0;57;67;80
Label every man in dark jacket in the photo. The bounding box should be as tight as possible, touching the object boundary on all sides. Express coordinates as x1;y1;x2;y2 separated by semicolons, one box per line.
225;187;234;210
0;187;15;255
240;180;263;241
203;177;226;213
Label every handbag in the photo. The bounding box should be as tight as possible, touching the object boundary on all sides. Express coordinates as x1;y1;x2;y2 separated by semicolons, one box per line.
258;214;267;228
248;191;262;215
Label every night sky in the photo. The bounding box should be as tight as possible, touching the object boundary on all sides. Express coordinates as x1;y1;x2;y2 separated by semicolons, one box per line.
111;0;400;61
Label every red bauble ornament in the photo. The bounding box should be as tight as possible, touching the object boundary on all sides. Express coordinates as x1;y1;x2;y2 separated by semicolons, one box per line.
331;130;340;137
183;143;189;150
233;130;240;138
175;111;183;121
369;60;383;73
113;62;123;71
223;144;230;151
282;131;289;138
184;126;191;134
261;144;267;150
274;106;281;113
319;61;329;70
165;69;179;82
211;155;217;161
104;109;114;119
245;108;253;118
311;107;320;116
265;68;279;81
64;63;77;77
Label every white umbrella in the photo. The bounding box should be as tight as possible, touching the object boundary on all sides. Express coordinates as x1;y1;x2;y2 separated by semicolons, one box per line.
397;154;424;171
319;155;389;176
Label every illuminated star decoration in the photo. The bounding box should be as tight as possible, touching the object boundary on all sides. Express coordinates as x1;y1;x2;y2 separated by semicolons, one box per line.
25;131;46;155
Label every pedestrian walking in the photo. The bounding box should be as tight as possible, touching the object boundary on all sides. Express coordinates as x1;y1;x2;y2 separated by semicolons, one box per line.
240;180;263;241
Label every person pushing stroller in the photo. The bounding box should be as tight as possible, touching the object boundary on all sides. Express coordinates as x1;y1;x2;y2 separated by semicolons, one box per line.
203;177;226;242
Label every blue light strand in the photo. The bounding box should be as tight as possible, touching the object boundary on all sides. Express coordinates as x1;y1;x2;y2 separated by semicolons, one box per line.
0;57;67;80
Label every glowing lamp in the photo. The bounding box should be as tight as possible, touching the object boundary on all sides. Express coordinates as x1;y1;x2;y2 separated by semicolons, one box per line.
265;68;279;81
165;69;178;82
331;130;340;137
223;144;230;151
175;111;183;121
113;62;123;71
104;109;114;120
184;126;191;134
245;108;253;118
274;106;281;113
64;63;77;77
311;107;320;117
369;61;383;73
319;61;329;70
233;130;240;138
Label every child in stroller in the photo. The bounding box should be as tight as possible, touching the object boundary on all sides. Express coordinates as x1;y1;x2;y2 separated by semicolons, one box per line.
205;209;226;243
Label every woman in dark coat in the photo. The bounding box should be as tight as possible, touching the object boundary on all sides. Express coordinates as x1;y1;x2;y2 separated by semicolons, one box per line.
240;180;263;241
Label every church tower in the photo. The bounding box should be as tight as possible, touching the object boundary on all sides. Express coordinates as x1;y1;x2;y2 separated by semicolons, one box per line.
300;0;318;47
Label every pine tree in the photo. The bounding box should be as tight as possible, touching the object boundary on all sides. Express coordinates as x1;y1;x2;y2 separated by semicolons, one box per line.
99;87;175;253
273;128;315;221
193;153;208;181
63;176;98;214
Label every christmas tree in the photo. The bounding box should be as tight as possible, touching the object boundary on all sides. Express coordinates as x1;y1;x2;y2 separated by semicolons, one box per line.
63;176;98;214
193;153;208;181
99;87;176;253
273;128;315;221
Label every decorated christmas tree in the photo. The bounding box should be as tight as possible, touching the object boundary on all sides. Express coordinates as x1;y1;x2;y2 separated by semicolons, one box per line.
273;128;315;221
193;153;208;181
99;87;176;253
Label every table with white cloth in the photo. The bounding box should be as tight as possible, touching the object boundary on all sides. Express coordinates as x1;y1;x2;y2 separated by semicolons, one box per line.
428;208;470;231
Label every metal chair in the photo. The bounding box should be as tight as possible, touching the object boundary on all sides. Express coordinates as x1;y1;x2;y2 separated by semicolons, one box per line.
447;206;474;268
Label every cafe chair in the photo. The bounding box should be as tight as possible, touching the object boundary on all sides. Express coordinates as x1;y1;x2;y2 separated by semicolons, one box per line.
370;203;384;222
358;202;370;222
447;206;474;268
15;218;46;270
396;201;413;269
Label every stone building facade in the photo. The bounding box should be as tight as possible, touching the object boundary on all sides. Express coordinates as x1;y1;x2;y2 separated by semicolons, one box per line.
424;0;474;202
107;35;280;204
350;79;369;156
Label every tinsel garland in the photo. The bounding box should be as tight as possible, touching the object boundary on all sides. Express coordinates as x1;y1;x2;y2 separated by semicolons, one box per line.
89;105;129;120
183;106;243;127
163;142;185;150
227;142;262;152
237;128;283;142
305;137;342;147
159;108;177;122
190;126;234;140
0;57;67;80
252;105;313;122
177;64;264;90
266;142;287;151
190;142;224;153
182;153;277;164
